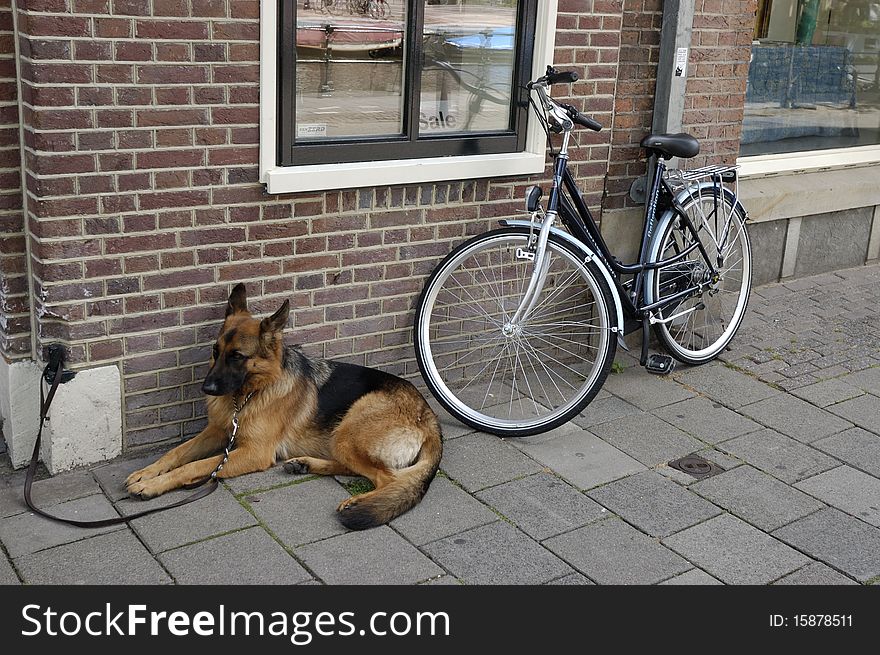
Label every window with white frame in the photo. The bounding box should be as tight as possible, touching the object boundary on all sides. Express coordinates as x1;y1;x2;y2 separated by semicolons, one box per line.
260;0;556;193
742;0;880;156
277;0;538;166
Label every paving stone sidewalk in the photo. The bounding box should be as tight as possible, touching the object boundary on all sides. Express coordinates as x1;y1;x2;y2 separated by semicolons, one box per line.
1;263;878;585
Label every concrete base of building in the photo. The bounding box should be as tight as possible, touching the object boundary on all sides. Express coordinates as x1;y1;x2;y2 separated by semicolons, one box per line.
0;360;122;473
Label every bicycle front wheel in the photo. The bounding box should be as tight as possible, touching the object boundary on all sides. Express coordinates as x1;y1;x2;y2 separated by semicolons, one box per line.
414;228;617;437
646;187;752;364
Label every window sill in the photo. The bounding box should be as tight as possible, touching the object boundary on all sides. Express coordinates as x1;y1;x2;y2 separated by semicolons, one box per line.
737;144;880;177
263;151;546;194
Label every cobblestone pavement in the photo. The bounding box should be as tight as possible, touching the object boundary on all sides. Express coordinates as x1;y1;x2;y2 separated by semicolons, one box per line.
1;263;878;585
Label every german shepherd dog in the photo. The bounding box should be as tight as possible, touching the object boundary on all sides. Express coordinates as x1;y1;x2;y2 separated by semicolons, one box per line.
125;283;442;530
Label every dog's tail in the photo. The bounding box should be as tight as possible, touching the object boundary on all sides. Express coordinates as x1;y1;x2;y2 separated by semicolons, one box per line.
337;414;443;531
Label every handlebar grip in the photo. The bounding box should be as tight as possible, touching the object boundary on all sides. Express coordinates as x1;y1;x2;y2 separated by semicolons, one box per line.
546;69;579;85
561;103;602;131
573;113;602;132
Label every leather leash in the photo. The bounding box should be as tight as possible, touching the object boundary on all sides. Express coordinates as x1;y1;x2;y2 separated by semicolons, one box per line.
22;359;238;527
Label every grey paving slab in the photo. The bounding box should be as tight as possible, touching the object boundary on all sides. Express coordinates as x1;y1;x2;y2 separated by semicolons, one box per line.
91;454;165;501
426;399;477;440
773;508;880;583
476;472;606;541
602;366;696;410
420;575;461;585
827;393;880;434
515;427;645;490
546;572;595;585
719;429;839;484
691;465;825;532
422;520;573;585
593;413;705;467
390;476;497;546
839;367;880;396
739;394;853;443
0;470;26;519
224;465;310;495
544;517;690;585
439;431;543;492
587;471;721;538
0;470;101;518
657;464;699;486
296;526;443;585
659;569;723;585
674;362;779;408
572;395;643;429
795;466;880;527
663;513;810;585
696;448;743;471
118;485;257;553
772;562;858;585
0;494;123;558
159;527;312;585
791;378;865;408
0;553;19;585
652;397;761;444
814;427;880;478
14;529;171;585
248;477;350;547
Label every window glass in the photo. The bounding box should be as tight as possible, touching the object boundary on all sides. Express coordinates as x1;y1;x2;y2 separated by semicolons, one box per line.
743;0;880;155
420;0;519;135
295;0;407;140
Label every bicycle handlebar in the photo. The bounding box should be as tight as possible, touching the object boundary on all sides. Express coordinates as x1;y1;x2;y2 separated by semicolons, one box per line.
529;66;603;132
561;103;602;132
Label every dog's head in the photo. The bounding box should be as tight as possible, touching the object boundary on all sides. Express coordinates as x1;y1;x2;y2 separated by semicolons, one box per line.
201;283;290;397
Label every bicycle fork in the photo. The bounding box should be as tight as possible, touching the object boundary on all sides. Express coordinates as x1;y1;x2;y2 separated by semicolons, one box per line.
508;210;556;330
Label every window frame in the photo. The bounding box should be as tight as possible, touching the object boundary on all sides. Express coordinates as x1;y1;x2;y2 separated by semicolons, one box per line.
278;0;538;167
260;0;559;194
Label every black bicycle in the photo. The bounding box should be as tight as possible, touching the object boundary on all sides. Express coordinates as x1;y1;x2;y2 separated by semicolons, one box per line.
413;66;752;436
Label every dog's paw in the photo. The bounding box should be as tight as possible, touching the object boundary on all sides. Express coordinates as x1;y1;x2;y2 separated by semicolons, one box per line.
337;497;357;513
125;464;163;488
126;478;166;500
283;458;309;475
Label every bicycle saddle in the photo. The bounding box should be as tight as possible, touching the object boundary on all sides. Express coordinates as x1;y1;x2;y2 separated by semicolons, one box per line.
640;133;700;159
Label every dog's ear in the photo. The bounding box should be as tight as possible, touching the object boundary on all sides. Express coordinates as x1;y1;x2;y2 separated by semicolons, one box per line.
260;299;290;335
226;283;248;316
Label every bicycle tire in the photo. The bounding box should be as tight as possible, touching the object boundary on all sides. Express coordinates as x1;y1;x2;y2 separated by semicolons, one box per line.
645;186;752;364
414;227;617;437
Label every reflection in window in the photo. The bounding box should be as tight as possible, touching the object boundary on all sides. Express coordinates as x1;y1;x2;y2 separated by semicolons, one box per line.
295;1;407;140
420;1;518;135
743;0;880;155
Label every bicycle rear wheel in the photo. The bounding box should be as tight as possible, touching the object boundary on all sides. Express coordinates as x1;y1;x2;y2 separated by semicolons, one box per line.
646;187;751;364
414;228;617;437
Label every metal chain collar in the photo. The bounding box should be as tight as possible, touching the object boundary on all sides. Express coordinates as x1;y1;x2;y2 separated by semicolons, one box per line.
209;390;255;481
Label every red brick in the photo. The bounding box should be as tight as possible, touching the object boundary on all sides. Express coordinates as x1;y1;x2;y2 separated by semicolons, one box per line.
105;233;176;254
136;149;204;169
212;21;259;41
136;20;209;40
139;190;210;210
137;108;209;127
137;65;208;84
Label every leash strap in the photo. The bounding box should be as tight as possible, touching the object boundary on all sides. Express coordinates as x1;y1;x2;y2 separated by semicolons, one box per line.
23;359;221;527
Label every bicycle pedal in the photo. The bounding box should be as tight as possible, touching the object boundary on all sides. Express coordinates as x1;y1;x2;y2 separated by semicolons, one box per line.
645;354;675;375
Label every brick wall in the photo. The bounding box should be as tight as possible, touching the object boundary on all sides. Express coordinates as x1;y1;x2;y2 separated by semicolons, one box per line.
10;0;756;453
0;0;31;360
604;0;662;210
681;0;755;167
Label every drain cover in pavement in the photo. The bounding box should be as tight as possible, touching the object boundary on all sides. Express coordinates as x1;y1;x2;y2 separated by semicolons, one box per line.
668;454;724;480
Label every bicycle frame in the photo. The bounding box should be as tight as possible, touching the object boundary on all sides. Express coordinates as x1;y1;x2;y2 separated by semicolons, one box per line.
553;155;721;322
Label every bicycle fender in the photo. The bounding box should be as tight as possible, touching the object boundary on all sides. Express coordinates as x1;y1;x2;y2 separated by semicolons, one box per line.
645;181;748;301
499;220;626;342
669;182;748;225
